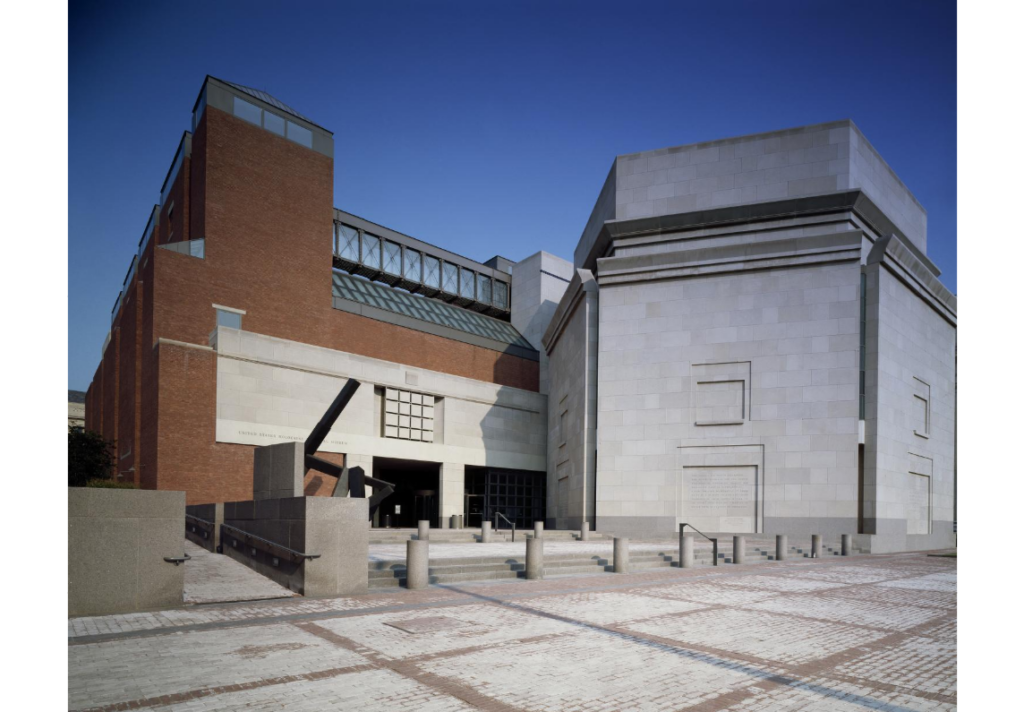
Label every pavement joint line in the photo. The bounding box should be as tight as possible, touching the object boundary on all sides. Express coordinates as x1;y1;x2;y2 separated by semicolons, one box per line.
68;551;953;646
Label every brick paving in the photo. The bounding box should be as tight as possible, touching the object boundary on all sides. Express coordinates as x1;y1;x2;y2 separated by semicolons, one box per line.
183;540;298;604
68;551;956;711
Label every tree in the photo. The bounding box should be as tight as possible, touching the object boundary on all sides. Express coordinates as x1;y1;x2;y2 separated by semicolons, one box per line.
69;428;115;487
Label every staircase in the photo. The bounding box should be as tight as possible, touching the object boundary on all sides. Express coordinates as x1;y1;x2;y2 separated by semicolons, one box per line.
368;528;613;545
367;547;714;589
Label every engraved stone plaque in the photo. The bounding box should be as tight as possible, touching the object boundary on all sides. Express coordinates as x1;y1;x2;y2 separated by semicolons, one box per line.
682;466;757;533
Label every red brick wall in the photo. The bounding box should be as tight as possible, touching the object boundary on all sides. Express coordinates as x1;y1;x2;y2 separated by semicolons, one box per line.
100;325;119;463
87;100;539;504
115;279;143;484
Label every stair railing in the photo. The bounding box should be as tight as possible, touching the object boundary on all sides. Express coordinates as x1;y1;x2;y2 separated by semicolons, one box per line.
679;522;719;567
494;511;516;542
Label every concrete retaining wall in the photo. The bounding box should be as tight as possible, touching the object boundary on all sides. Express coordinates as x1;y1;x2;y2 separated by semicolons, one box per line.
221;496;368;596
69;488;186;617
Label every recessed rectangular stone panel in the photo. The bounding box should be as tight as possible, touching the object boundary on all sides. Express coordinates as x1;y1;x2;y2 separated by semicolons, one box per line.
907;471;931;535
682;465;757;533
691;361;751;428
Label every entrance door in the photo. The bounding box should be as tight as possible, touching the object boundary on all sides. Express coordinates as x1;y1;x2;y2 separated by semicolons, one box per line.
372;457;441;528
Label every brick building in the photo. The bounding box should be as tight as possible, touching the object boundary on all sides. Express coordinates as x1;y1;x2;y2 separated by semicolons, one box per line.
85;76;955;551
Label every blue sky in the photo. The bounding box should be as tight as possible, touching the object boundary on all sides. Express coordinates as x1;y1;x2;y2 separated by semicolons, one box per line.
69;0;956;390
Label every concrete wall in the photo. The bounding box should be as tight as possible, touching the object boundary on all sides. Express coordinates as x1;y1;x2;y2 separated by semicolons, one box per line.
511;251;574;394
185;502;223;552
544;270;599;529
69;489;186;616
213;327;548;518
574;120;928;267
222;496;368;596
593;231;864;536
863;236;956;552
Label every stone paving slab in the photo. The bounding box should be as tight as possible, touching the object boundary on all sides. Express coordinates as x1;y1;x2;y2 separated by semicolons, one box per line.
68;552;956;712
183;540;298;604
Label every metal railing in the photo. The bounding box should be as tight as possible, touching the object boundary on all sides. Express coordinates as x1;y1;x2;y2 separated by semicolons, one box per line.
494;512;516;542
221;523;321;566
185;513;214;541
679;522;719;566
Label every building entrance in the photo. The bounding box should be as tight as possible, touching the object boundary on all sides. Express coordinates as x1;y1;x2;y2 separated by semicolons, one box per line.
465;466;546;529
372;457;440;528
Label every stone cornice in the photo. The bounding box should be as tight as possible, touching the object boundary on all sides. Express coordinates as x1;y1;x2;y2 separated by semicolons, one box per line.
596;231;863;286
541;269;597;354
580;190;939;277
867;234;957;325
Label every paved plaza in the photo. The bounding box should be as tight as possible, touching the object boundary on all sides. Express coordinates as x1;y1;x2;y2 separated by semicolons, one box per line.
68;551;956;711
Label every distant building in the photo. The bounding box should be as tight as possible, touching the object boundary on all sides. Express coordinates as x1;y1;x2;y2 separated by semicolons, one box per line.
68;390;86;430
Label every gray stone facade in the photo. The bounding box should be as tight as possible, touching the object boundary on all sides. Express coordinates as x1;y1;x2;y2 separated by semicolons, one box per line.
548;120;955;551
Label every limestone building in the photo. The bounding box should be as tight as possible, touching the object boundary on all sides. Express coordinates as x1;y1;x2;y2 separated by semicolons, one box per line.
544;122;956;553
85;77;955;552
68;390;86;430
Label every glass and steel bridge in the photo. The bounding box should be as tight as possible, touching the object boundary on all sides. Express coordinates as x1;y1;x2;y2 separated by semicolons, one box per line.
332;210;512;320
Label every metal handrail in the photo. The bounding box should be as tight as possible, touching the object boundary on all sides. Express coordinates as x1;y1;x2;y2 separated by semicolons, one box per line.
163;553;191;566
221;523;321;564
494;512;516;542
679;522;719;567
185;514;214;540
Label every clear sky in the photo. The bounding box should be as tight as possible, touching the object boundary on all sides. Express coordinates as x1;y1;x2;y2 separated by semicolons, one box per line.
69;0;956;390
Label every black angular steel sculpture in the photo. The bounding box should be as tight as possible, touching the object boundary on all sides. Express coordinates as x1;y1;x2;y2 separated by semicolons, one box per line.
304;379;394;520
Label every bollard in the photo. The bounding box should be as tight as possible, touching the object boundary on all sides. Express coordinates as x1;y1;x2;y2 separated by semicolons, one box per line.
450;515;458;530
811;534;822;558
776;534;787;562
417;520;430;541
614;537;630;573
481;521;492;543
534;521;544;539
406;539;429;590
526;537;544;579
841;533;851;556
440;516;448;529
457;514;463;529
680;531;695;568
580;521;590;541
733;535;745;565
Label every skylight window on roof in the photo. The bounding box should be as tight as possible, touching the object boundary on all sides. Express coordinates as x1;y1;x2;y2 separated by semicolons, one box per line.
383;241;402;275
263;111;285;136
362;233;381;270
442;262;458;294
286;121;313;148
460;267;475;299
404;249;421;281
424;255;441;289
233;97;262;126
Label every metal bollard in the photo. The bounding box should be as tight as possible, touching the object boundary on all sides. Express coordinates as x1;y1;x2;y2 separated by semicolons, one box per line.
580;521;590;541
841;534;851;556
481;521;492;543
534;521;544;539
614;537;630;573
417;520;430;541
811;534;822;558
406;539;429;590
457;514;463;529
526;537;544;579
439;515;448;529
450;515;458;530
776;534;787;562
680;531;695;568
733;535;745;565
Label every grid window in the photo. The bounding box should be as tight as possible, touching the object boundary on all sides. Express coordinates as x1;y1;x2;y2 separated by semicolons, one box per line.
383;240;402;275
362;233;381;270
493;280;508;309
442;262;459;293
383;388;435;442
459;267;475;299
423;255;441;288
477;274;492;304
337;224;359;261
404;249;421;281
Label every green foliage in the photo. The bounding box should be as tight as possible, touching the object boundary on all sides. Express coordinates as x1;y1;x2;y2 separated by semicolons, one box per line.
69;428;116;487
